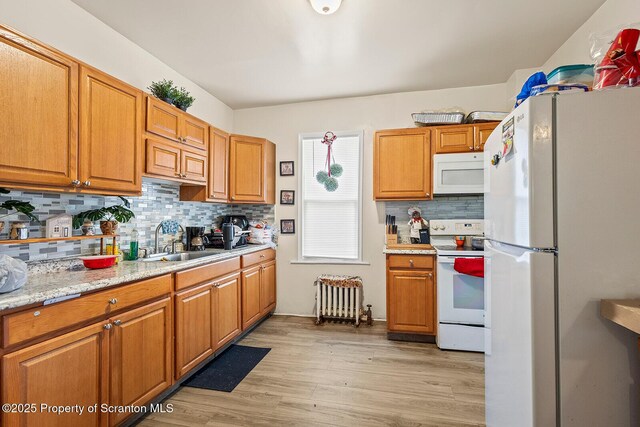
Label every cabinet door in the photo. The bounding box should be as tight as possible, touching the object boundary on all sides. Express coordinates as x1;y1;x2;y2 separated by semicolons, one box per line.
229;135;266;203
260;261;276;315
146;138;181;179
2;321;109;427
181;149;207;183
146;96;180;142
175;283;214;378
387;270;435;334
110;298;172;426
473;122;499;151
241;266;262;329
374;129;431;200
208;127;229;202
213;273;241;350
0;26;79;189
433;125;474;154
181;115;208;151
79;66;142;194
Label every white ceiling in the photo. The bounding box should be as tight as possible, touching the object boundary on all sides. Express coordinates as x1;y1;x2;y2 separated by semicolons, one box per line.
72;0;606;109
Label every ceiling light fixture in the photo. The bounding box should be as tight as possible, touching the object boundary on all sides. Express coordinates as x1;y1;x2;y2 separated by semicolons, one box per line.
309;0;342;15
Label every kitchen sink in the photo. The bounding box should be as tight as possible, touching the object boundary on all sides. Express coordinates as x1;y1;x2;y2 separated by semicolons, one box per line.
140;251;222;262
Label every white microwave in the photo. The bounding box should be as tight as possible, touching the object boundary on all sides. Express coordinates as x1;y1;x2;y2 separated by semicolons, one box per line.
433;152;484;194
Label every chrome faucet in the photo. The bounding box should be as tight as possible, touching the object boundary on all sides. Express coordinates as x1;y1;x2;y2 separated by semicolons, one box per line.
154;222;184;254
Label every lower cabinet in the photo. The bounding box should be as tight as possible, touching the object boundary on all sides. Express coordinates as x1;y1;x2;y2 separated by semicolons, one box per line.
386;255;436;335
260;260;276;315
109;298;172;426
213;273;242;349
241;266;262;330
2;321;110;427
174;283;214;379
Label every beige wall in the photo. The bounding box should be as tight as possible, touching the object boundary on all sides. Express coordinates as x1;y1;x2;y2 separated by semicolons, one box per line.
234;84;507;317
0;0;234;130
543;0;640;72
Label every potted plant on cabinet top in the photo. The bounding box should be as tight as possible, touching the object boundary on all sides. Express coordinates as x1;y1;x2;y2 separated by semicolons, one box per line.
0;187;39;235
172;87;195;111
148;79;176;105
73;197;135;235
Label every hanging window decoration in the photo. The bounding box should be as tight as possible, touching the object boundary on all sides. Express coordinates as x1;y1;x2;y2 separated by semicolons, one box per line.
315;131;343;192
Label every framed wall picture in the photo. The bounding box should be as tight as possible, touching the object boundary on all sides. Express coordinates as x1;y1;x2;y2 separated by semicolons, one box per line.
280;219;295;234
280;190;295;205
280;161;294;176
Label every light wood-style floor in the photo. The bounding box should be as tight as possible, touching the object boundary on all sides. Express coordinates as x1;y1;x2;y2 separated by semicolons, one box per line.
141;316;485;426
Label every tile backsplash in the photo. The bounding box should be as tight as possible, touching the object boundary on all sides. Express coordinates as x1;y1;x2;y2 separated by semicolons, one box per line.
0;180;275;261
385;195;483;243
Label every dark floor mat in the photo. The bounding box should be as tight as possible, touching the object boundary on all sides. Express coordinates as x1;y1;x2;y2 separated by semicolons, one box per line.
183;344;271;392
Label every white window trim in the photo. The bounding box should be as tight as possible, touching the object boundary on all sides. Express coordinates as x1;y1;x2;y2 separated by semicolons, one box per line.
295;130;365;264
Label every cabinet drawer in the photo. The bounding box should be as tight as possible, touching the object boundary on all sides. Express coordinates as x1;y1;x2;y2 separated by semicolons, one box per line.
241;249;276;268
2;274;172;348
387;255;434;270
175;257;241;291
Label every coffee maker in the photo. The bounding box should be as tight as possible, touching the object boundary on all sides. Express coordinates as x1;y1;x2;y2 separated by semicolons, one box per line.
185;226;207;251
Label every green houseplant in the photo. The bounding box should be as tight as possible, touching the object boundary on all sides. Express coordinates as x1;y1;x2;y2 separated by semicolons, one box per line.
0;188;39;234
172;87;195;111
148;79;176;104
73;197;135;235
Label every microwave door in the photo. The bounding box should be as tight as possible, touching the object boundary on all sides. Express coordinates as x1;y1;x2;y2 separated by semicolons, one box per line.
433;153;484;194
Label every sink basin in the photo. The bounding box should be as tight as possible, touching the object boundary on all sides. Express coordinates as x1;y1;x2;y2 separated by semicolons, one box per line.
140;251;222;262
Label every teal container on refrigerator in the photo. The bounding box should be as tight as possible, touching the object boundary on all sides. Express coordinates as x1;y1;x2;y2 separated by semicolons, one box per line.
546;64;594;87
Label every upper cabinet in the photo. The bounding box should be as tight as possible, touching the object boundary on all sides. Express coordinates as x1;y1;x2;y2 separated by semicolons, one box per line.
145;96;208;151
0;26;79;190
0;25;142;195
208;127;230;202
433;122;499;154
229;135;275;204
374;128;432;200
79;66;142;194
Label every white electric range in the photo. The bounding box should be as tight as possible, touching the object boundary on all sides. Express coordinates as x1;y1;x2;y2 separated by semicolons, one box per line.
430;219;485;352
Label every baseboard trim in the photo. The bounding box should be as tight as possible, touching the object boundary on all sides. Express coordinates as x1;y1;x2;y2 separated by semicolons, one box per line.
387;332;436;343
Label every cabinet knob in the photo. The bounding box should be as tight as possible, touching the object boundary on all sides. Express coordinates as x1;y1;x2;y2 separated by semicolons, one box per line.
108;298;118;305
71;180;81;187
182;173;187;178
230;197;235;201
175;173;182;177
260;255;265;258
409;259;414;266
468;146;473;150
113;320;122;326
103;323;112;330
425;193;430;197
427;273;433;278
83;180;91;187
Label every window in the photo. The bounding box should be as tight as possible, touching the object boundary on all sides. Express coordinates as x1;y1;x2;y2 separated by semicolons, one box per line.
298;131;363;262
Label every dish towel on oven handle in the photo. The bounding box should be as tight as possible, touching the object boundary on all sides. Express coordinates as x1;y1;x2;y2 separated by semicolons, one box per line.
453;257;484;278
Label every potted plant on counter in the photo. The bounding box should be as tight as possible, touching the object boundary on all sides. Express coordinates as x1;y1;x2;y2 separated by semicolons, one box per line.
148;79;176;105
73;197;135;235
0;187;39;234
172;87;195;111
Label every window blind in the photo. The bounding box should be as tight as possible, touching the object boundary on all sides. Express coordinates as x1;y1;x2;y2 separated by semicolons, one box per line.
300;132;362;260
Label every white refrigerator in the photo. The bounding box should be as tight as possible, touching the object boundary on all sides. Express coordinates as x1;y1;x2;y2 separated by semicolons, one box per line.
484;88;640;427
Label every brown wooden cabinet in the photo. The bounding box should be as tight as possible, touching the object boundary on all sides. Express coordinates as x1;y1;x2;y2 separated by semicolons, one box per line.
174;283;214;379
229;135;276;204
433;125;475;154
145;96;208;151
433;122;499;154
373;128;432;200
145;137;207;184
0;25;79;191
109;298;172;426
260;260;277;315
241;266;263;330
213;272;242;350
209;127;230;202
79;66;143;194
474;122;498;151
2;321;110;427
386;254;436;336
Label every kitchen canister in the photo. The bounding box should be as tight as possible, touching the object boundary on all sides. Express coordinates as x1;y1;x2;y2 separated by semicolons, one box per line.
9;222;28;240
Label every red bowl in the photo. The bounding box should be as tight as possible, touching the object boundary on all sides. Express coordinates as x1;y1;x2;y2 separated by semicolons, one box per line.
78;255;117;269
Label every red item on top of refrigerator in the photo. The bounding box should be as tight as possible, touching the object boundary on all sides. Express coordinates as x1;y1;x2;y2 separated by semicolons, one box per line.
593;28;640;89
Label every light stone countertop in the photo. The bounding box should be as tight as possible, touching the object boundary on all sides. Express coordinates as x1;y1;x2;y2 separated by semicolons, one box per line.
0;245;273;312
383;247;437;255
601;299;640;335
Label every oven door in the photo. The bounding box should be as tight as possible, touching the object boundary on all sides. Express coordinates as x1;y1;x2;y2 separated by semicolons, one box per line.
433;153;484;194
437;255;485;325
